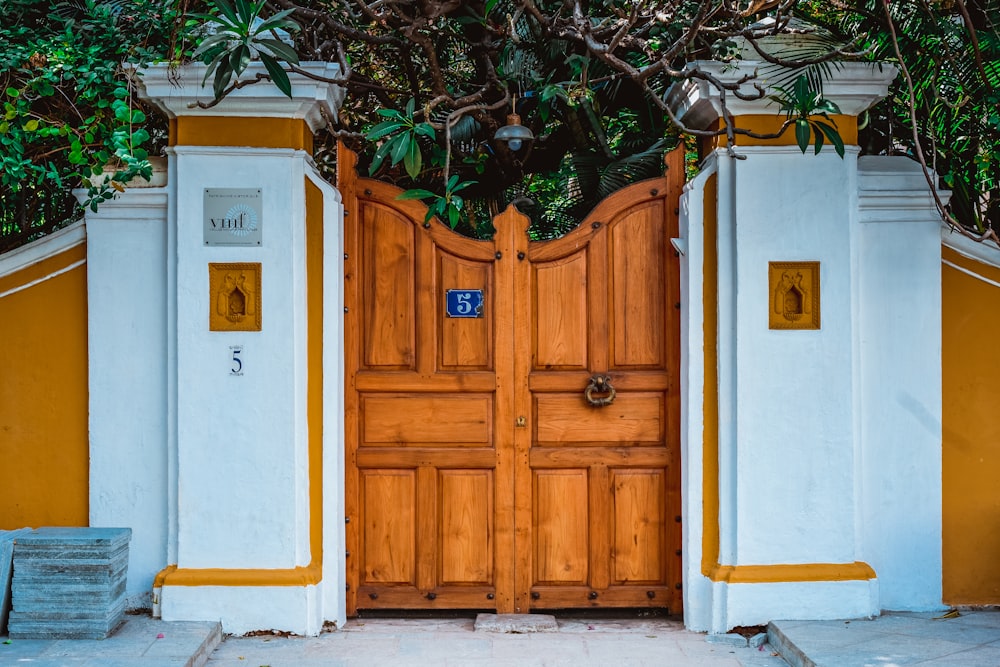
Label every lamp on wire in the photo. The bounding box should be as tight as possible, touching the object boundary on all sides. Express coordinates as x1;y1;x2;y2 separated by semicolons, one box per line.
494;96;534;153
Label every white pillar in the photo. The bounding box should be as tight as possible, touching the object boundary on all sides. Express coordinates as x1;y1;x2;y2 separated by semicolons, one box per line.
674;61;945;631
136;62;345;634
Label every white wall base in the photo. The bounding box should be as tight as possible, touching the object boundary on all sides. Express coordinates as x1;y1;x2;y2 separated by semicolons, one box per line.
691;578;880;633
160;584;323;635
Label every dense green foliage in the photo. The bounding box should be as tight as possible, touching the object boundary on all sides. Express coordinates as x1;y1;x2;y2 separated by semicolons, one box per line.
0;0;180;249
800;0;1000;234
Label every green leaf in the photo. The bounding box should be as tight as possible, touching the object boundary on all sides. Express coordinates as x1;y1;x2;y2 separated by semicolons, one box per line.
254;10;300;35
794;119;810;154
212;60;233;99
391;133;410;164
365;120;406;140
259;53;292;98
192;33;233;59
230;44;252;76
23;119;38;132
448;205;459;228
405;97;415;118
214;0;240;26
369;135;401;174
396;189;436;200
814;125;825;155
413;123;436;139
256;39;299;65
403;136;421;179
234;0;253;23
815;99;841;115
816;122;846;158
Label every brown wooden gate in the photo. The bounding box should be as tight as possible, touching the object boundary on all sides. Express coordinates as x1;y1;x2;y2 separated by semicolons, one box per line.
340;147;683;616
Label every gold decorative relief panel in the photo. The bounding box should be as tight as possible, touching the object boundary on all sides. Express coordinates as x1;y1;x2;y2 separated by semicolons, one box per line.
209;263;262;331
768;261;820;330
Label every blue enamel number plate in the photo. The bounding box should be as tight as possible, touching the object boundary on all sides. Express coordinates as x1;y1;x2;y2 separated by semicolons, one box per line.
445;289;484;318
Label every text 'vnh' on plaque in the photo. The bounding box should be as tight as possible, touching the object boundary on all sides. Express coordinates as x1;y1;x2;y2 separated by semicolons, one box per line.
446;289;484;318
204;188;262;246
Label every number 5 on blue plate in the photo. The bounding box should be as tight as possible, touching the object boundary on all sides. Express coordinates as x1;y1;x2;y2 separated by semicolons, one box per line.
445;289;484;318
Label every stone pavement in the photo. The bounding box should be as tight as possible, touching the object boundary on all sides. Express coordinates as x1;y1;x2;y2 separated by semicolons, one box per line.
0;614;222;666
3;610;1000;667
206;615;788;667
770;610;1000;667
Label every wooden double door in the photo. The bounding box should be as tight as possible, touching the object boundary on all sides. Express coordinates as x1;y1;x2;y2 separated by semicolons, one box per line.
341;150;682;615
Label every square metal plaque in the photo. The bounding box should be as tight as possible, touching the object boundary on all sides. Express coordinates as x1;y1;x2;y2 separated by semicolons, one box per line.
445;289;484;318
204;188;262;246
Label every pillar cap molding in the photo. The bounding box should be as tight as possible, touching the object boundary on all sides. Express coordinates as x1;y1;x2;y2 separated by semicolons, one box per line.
858;155;951;224
666;60;897;130
136;62;345;133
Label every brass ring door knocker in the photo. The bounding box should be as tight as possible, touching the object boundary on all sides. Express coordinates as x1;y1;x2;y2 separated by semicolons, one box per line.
585;374;616;407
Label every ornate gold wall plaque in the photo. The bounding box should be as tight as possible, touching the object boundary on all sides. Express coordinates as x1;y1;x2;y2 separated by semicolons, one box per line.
768;262;820;330
209;263;262;331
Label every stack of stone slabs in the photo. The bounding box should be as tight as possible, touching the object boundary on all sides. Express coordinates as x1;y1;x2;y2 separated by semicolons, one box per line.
8;527;131;639
1;528;32;634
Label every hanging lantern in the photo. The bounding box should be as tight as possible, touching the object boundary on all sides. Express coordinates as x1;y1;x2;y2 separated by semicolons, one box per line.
494;113;534;153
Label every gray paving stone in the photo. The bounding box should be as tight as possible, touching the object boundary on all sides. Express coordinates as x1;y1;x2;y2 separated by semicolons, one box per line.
708;632;750;647
474;613;558;633
0;528;31;634
749;632;769;648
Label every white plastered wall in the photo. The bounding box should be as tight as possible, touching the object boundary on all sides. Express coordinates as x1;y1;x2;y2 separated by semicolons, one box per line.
84;151;347;634
856;156;947;611
170;146;311;572
679;146;947;632
84;188;170;610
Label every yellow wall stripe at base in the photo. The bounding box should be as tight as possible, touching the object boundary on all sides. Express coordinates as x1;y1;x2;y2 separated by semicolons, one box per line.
154;564;322;588
158;176;325;588
698;170;874;586
708;562;876;584
172;117;313;152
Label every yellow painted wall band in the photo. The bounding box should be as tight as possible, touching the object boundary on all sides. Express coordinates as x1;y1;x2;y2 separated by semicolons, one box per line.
0;243;86;295
158;176;325;588
701;173;721;578
942;245;1000;285
172;117;313;152
0;244;89;529
942;244;1000;603
707;115;858;150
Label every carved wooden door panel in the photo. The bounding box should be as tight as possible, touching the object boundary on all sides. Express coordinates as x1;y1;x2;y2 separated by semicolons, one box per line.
506;172;682;613
342;168;515;614
341;148;682;616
